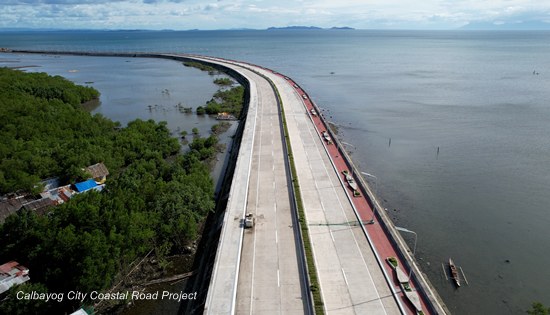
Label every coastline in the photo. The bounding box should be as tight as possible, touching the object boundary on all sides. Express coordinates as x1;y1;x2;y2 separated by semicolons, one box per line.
2;49;449;314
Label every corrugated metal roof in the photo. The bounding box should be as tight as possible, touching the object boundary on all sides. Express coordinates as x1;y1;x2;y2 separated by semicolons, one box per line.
22;198;55;212
70;309;90;315
0;261;30;295
74;179;98;192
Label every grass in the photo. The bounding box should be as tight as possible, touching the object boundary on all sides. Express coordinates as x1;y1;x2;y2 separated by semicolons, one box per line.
269;81;325;315
183;61;218;75
213;77;234;86
211;121;231;135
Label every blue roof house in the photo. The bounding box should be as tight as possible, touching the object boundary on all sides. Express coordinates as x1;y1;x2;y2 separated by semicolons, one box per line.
74;179;98;193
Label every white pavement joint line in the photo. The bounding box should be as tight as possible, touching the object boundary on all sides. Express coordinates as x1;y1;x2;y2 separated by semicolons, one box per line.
342;268;349;287
302;100;388;314
308;107;408;314
277;78;331;315
273;72;401;314
235;75;258;315
281;79;403;314
249;71;265;315
200;59;259;315
273;134;284;315
270;74;315;315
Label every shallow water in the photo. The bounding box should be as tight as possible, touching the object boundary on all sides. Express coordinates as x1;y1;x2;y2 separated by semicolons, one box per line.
2;30;550;314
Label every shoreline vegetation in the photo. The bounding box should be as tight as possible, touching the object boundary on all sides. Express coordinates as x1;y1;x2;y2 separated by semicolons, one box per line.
183;60;244;119
182;61;218;75
196;86;245;117
0;68;225;314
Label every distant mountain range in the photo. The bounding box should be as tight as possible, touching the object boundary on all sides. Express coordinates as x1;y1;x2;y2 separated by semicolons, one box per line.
460;21;550;30
0;26;355;32
266;26;355;30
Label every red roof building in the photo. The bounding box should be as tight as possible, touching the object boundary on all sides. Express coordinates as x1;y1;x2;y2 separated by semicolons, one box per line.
0;261;30;294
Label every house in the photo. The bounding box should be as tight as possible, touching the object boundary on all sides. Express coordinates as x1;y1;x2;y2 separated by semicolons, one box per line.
22;198;55;215
74;179;104;193
84;163;109;183
0;261;30;295
0;199;24;223
74;179;98;193
0;195;38;224
39;177;61;196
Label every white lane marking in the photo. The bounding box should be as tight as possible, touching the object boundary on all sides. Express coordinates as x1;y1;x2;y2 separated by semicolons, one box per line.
330;230;335;243
342;268;349;287
293;90;389;314
249;80;265;315
277;269;280;287
276;230;278;244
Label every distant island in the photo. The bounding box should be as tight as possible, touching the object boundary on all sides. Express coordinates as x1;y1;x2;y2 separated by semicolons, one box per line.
267;26;354;30
0;26;357;32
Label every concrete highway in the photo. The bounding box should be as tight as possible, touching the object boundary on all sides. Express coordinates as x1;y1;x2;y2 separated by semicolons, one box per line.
262;70;402;315
193;57;309;315
234;62;307;314
2;50;448;315
180;54;446;315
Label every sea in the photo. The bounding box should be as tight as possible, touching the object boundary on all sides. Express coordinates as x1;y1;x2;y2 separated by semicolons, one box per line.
1;29;550;315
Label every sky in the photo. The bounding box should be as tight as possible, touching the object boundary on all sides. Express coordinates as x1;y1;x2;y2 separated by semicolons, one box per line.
1;0;550;30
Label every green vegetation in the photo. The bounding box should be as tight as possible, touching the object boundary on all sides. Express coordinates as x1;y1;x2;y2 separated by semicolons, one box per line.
203;86;245;117
192;127;199;135
211;121;231;135
213;77;234;86
528;302;550;315
183;61;218;75
0;68;101;193
0;283;51;315
176;102;192;114
268;77;324;313
387;257;398;268
0;68;218;314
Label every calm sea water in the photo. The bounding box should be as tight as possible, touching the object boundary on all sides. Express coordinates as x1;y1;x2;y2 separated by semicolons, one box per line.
2;30;550;315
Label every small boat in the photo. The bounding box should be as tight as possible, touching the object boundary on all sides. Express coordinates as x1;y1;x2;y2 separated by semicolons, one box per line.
449;258;461;287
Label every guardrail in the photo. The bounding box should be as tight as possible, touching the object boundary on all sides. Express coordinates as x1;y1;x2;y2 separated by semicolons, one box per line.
305;94;449;315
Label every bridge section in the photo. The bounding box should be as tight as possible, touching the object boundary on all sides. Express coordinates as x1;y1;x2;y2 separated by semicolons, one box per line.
184;55;447;315
192;57;309;315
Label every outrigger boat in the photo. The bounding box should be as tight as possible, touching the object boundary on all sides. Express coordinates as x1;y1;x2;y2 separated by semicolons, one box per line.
449;258;461;287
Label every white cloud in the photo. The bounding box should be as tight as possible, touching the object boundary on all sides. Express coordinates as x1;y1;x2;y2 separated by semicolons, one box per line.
0;0;549;29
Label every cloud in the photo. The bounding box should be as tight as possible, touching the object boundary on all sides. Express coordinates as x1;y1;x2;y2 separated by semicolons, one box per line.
8;0;126;4
0;0;550;30
143;0;188;4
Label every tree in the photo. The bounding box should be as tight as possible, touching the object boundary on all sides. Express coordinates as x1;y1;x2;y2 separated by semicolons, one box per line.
0;283;54;315
0;68;218;314
527;302;550;315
